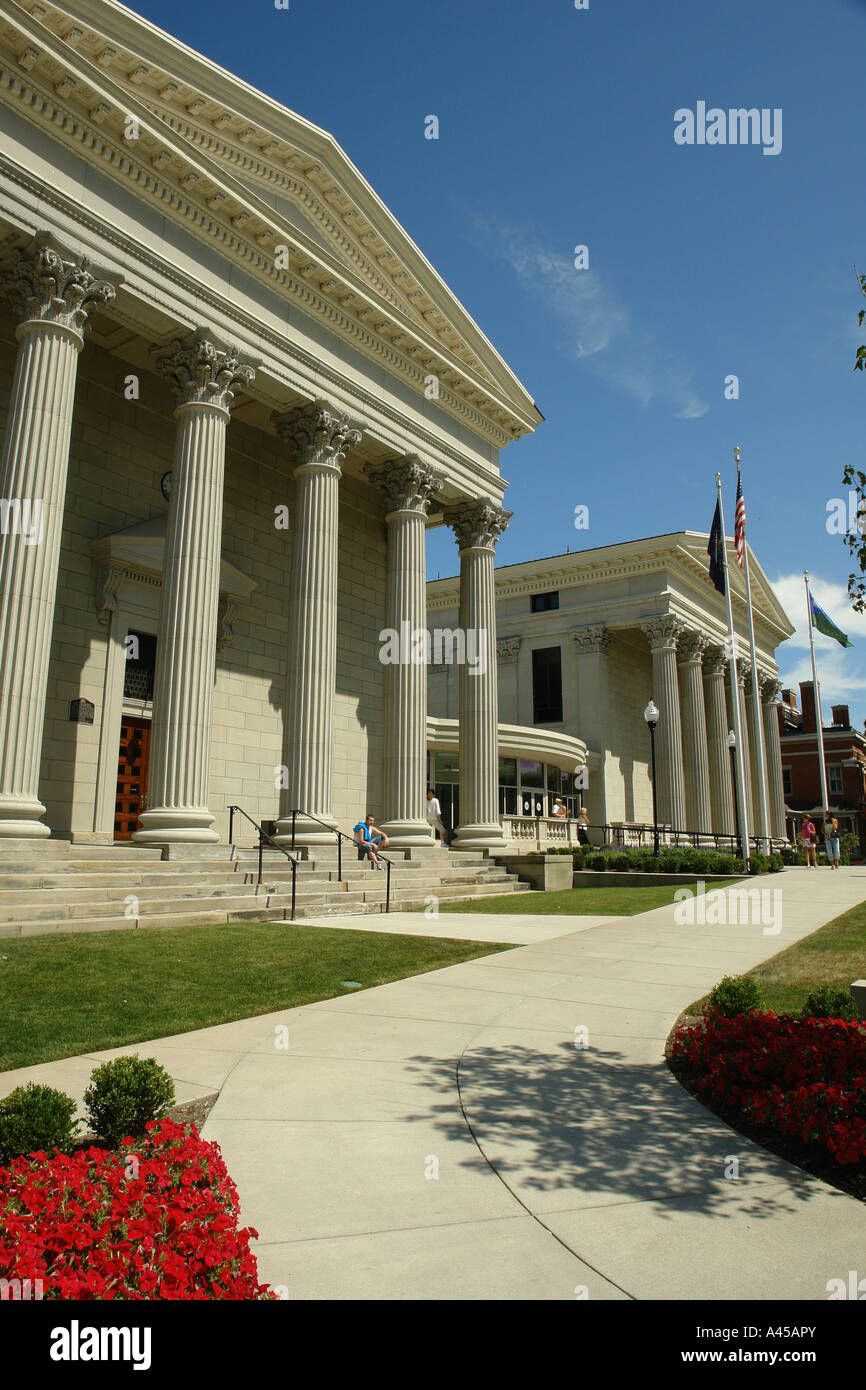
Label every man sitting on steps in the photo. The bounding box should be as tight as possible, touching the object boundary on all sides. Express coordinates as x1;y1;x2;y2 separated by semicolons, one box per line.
352;814;389;869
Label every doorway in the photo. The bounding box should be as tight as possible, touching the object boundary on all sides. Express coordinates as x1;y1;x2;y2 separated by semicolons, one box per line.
114;717;151;840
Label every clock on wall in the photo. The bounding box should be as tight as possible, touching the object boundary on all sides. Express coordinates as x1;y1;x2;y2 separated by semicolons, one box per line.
160;471;172;502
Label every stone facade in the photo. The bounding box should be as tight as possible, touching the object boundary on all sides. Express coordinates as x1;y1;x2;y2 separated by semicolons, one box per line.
0;1;541;851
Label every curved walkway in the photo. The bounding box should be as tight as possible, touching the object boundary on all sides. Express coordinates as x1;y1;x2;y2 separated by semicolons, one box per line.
5;868;866;1298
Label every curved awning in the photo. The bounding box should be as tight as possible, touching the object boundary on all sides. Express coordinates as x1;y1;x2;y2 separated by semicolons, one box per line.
426;716;587;772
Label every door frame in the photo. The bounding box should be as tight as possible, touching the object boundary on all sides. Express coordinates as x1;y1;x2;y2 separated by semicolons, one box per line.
94;596;158;841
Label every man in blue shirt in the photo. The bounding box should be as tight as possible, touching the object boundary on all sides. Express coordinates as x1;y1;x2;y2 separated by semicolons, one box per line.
352;814;389;868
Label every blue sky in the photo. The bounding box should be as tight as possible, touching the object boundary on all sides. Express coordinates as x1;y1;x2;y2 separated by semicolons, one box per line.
129;0;866;724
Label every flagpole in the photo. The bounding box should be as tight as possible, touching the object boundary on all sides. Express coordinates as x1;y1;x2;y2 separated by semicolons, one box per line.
717;473;750;865
736;447;772;854
804;571;830;815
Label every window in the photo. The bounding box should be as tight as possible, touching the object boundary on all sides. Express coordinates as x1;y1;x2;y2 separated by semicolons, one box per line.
781;768;792;797
531;647;563;723
530;591;559;613
828;765;844;797
123;631;157;702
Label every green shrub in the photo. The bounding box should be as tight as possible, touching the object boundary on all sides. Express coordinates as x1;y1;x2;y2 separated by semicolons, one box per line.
707;975;761;1018
0;1083;78;1164
84;1055;175;1148
841;832;860;866
802;986;857;1022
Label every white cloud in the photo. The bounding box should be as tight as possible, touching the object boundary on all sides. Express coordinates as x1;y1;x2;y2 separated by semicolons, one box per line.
497;228;709;420
771;571;865;724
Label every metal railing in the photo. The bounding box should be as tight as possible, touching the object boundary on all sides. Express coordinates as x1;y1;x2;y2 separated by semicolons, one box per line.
596;823;773;857
286;808;392;914
227;805;300;920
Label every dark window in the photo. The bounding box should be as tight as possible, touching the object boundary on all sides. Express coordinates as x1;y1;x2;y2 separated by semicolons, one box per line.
781;768;792;797
828;765;844;796
532;647;563;723
123;631;157;702
530;591;559;613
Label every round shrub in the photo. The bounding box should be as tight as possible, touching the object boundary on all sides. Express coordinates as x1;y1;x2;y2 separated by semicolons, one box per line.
802;987;857;1022
84;1055;175;1148
707;974;761;1018
0;1083;78;1165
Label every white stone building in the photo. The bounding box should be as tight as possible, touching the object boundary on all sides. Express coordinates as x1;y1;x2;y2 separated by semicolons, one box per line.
0;0;542;855
427;534;794;848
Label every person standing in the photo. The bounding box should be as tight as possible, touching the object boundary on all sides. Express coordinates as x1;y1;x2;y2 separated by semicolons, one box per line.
426;787;447;842
576;806;590;846
822;811;840;870
800;815;818;868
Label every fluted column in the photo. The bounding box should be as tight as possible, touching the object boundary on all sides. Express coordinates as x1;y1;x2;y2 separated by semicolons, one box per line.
677;630;712;834
572;625;611;827
444;499;510;850
703;646;735;835
0;237;115;839
760;674;787;841
729;664;754;831
272;401;362;846
135;333;254;845
367;456;443;846
641;617;687;832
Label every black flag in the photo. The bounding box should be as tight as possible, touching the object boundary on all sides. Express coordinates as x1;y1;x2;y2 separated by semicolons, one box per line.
707;499;726;595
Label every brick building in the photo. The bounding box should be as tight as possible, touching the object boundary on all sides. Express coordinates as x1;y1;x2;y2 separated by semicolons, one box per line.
779;683;866;851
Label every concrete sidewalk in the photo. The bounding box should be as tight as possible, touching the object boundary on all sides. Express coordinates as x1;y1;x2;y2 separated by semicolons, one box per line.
4;868;866;1299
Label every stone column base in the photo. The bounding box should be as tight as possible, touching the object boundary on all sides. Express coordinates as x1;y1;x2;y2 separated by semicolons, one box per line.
454;823;508;851
272;812;338;848
0;796;51;839
133;808;219;845
377;819;435;848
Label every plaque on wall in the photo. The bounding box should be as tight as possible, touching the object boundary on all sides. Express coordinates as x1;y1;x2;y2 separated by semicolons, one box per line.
69;698;95;724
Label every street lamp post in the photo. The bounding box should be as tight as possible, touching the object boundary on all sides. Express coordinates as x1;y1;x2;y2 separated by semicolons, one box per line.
644;699;660;856
727;729;742;860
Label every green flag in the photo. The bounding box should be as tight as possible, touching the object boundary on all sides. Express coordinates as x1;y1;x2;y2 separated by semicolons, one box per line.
809;590;854;648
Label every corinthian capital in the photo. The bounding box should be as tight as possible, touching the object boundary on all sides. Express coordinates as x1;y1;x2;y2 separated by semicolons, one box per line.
677;629;708;664
1;234;116;334
759;672;782;704
443;498;511;551
703;644;728;679
272;399;363;471
573;625;611;655
154;331;255;411
496;635;521;664
641;615;684;651
366;455;444;515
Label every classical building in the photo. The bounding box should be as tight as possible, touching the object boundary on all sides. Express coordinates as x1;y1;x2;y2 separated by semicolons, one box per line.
0;0;542;854
779;684;866;851
427;533;794;847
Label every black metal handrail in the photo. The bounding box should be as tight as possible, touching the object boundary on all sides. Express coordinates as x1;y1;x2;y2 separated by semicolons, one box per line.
227;805;300;921
287;808;392;914
594;822;774;859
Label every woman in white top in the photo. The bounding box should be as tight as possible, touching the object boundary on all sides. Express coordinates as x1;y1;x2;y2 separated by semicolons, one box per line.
426;787;446;841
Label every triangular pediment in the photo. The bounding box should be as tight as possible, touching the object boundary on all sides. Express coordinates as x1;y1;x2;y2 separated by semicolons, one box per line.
91;514;257;602
0;0;542;445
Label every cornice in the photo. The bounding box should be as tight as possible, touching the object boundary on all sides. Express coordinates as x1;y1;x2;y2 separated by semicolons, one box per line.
0;154;507;492
0;1;538;446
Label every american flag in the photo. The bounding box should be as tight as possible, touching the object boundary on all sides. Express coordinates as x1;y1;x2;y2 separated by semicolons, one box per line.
734;472;746;567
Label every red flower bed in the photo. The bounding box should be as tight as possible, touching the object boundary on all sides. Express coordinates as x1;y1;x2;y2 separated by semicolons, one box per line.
0;1118;273;1299
670;1011;866;1166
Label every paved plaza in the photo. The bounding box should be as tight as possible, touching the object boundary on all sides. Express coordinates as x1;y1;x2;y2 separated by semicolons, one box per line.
4;867;865;1300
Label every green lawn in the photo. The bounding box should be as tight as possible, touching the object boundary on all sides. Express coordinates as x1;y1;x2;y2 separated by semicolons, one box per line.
0;922;514;1071
684;897;866;1017
431;881;744;918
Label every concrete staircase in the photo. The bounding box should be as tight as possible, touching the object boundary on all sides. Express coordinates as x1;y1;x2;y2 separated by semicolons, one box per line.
0;841;531;938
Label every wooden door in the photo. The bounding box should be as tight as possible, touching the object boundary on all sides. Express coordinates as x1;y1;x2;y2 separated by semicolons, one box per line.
114;718;151;840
